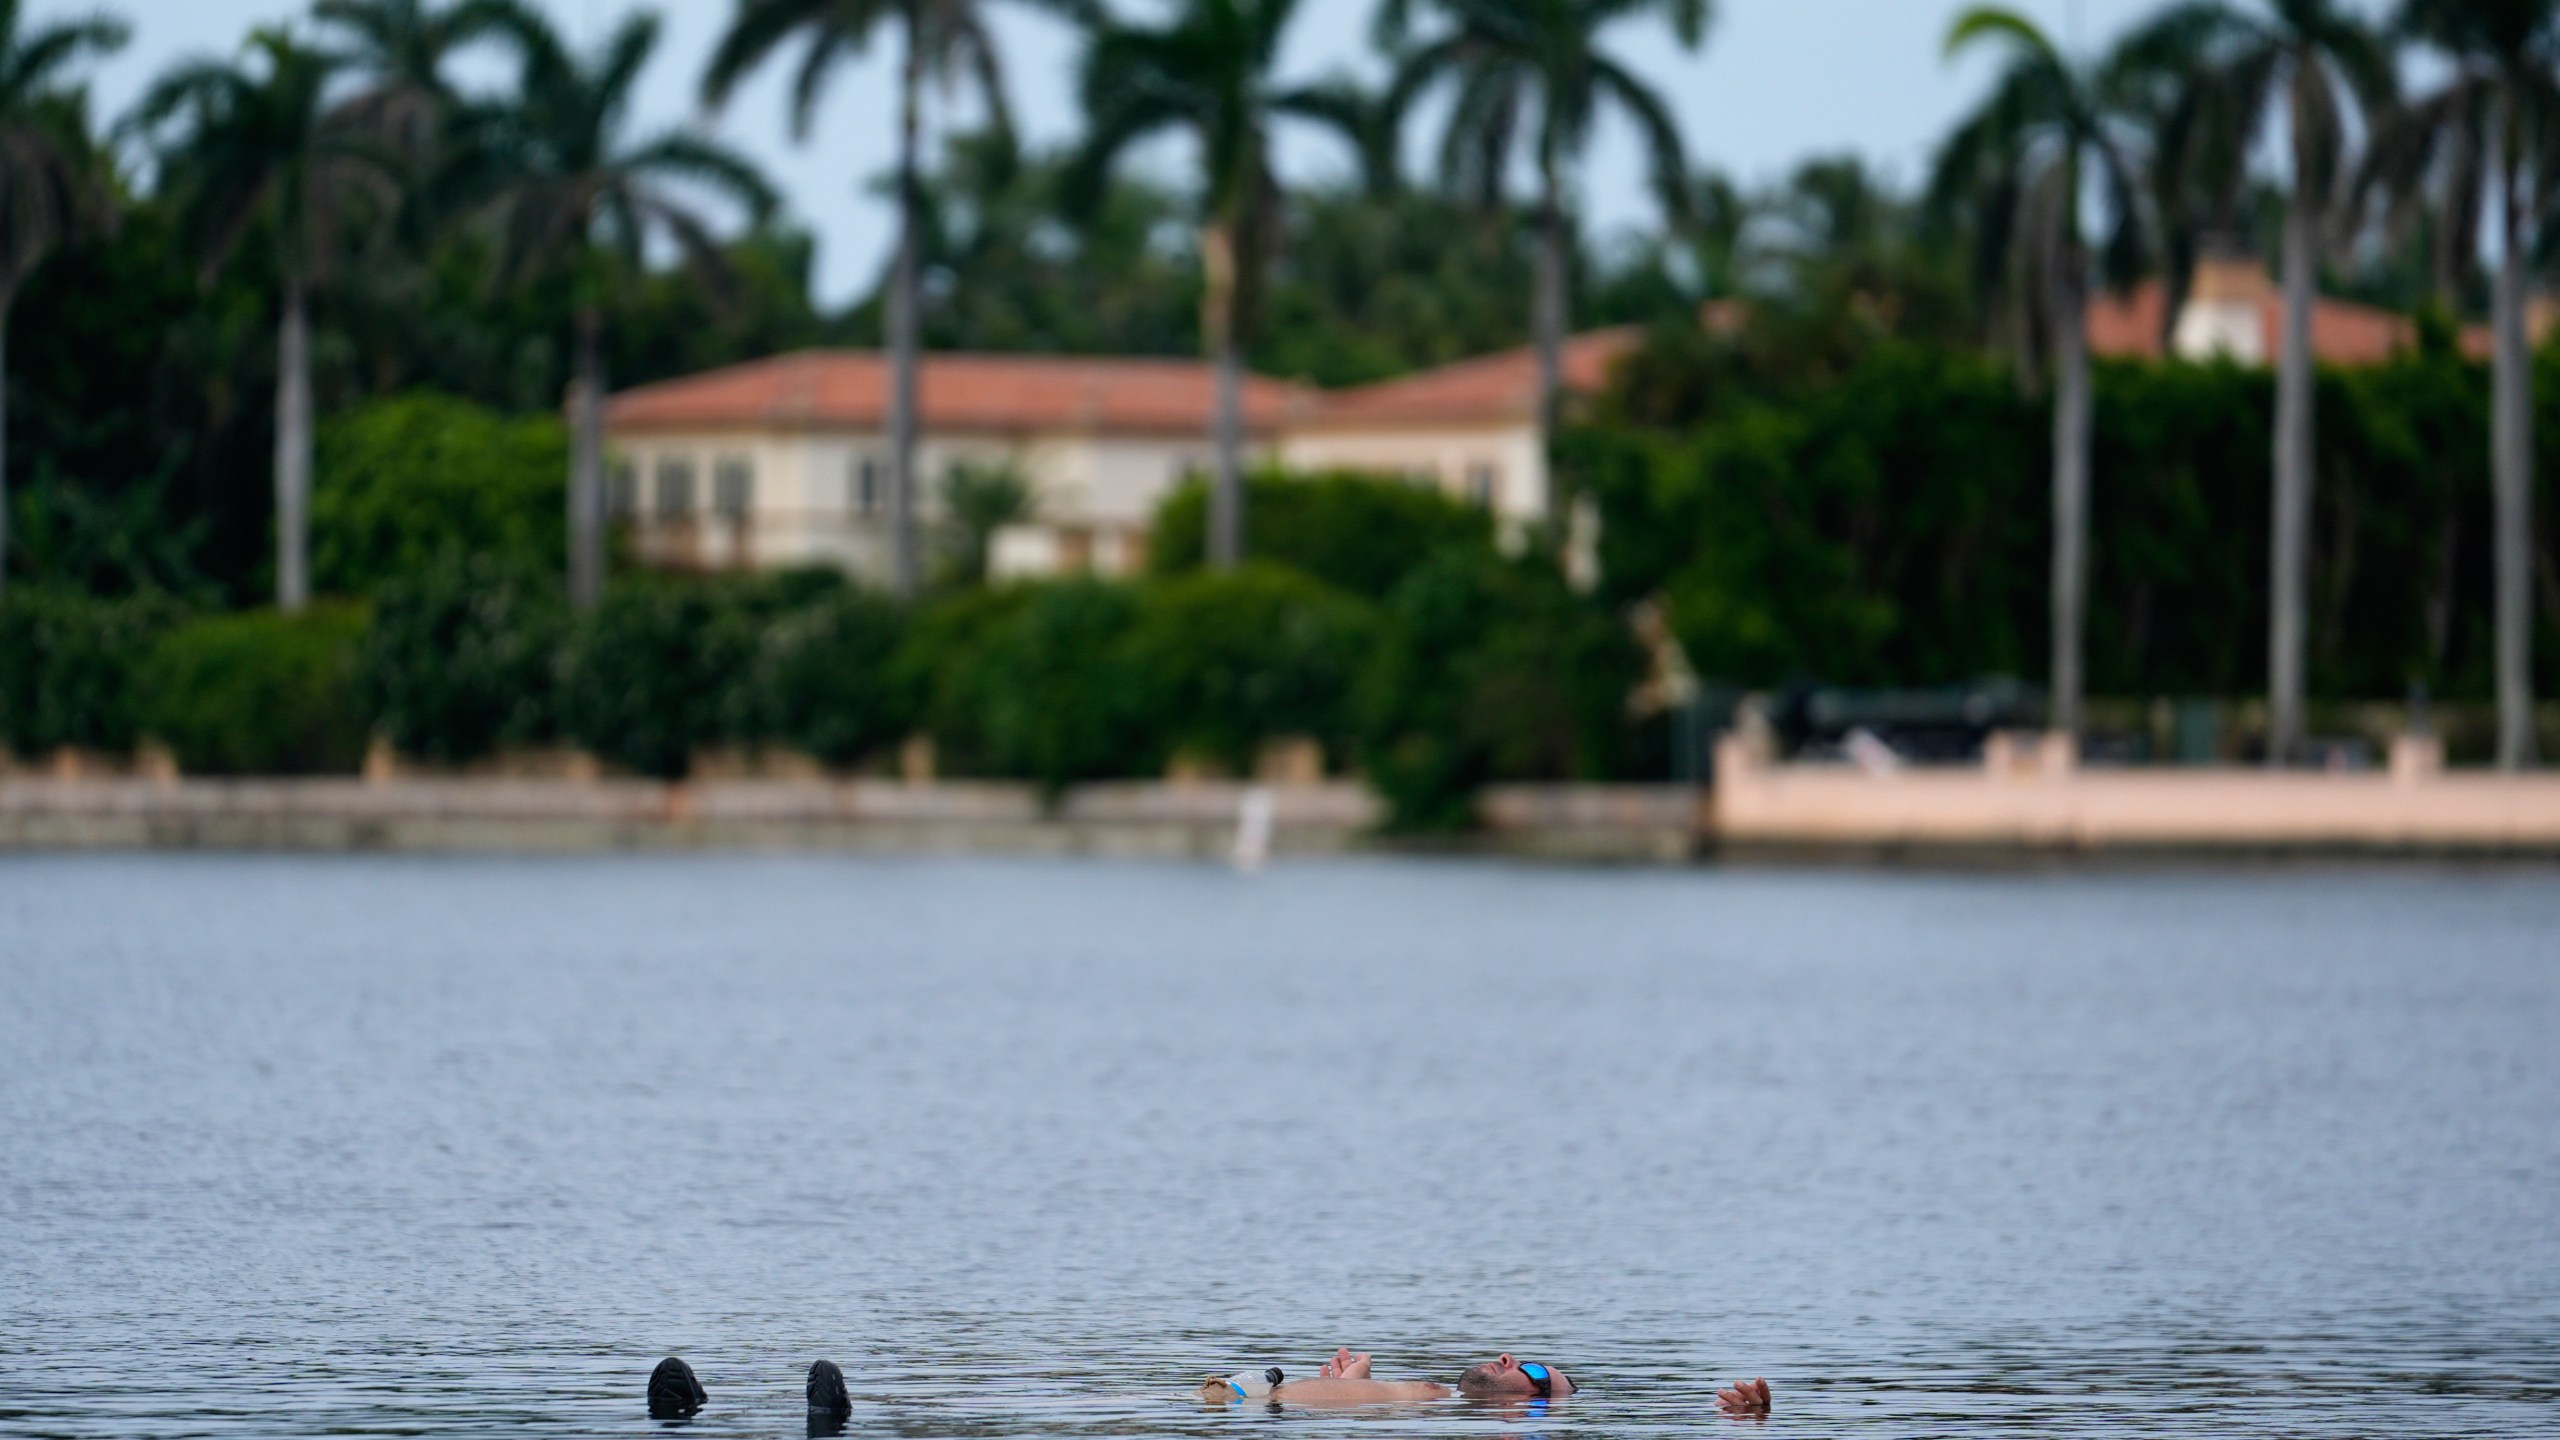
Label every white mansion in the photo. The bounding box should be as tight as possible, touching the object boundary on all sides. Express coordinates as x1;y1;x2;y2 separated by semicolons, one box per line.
600;329;1638;582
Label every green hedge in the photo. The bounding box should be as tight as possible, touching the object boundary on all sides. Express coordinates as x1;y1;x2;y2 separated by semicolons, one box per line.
140;605;371;774
312;393;569;595
1148;469;1498;600
1126;564;1380;773
0;587;188;756
353;553;569;763
1575;332;2560;700
556;581;762;779
750;585;912;767
1356;551;1647;830
917;578;1156;790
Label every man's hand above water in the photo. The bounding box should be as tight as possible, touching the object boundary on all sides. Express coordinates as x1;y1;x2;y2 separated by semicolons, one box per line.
1319;1348;1373;1379
1716;1378;1772;1417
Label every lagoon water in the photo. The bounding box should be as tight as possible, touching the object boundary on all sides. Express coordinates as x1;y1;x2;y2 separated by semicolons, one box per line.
1;854;2555;1438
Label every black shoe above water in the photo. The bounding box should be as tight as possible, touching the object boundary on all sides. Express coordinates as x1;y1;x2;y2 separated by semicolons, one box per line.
807;1359;851;1414
647;1356;706;1419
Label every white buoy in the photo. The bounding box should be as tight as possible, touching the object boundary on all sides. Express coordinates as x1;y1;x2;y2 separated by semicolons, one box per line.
1232;786;1275;872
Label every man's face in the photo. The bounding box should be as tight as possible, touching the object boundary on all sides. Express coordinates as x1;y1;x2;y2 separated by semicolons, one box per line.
1461;1354;1572;1398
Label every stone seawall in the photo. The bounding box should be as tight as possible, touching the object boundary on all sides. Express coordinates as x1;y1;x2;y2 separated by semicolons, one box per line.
11;760;2560;861
0;778;1703;862
1713;732;2560;856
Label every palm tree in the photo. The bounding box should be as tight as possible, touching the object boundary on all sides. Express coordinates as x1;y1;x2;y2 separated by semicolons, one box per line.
702;0;1077;599
1379;0;1710;494
1065;0;1363;567
314;0;517;153
1931;7;2148;744
466;8;775;608
0;0;127;601
2370;0;2560;770
132;29;392;613
2114;1;2394;766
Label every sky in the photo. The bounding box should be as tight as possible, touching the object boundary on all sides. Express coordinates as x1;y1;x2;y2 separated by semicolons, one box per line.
69;0;2197;306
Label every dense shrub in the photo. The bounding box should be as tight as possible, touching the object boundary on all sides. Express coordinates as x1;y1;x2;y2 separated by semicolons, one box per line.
1124;565;1379;773
894;584;1031;762
0;587;188;756
1149;469;1497;600
918;579;1153;789
312;392;568;595
1573;342;2041;688
139;606;371;775
354;554;570;763
1578;331;2560;700
556;581;762;778
748;586;911;767
1358;551;1646;830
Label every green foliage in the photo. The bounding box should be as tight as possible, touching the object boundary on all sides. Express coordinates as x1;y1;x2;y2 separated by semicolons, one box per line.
8;463;213;600
911;579;1153;789
555;579;762;779
892;583;1032;764
1581;330;2560;701
1253;190;1541;386
749;585;911;767
938;461;1034;587
353;553;569;763
1124;565;1379;773
139;605;371;775
0;587;188;756
1577;341;2043;687
1358;551;1644;831
1148;470;1497;600
312;392;569;594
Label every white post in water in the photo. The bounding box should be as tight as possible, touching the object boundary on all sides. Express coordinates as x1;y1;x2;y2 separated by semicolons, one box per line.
1232;787;1275;872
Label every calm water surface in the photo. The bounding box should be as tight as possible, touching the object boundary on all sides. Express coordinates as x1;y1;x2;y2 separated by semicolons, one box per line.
1;855;2555;1438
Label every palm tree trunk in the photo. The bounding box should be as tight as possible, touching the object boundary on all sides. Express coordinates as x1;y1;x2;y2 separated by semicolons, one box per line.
885;17;925;599
569;305;605;609
2494;122;2538;769
276;273;313;613
1200;218;1243;569
0;290;12;605
1533;160;1568;521
2268;195;2316;766
2050;251;2091;744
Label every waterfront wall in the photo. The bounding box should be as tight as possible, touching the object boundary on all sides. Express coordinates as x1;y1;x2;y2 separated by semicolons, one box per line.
0;777;1703;862
1713;732;2560;855
8;748;2560;859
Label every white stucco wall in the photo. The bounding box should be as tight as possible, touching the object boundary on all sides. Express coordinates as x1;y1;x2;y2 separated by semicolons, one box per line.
605;425;1281;583
1279;424;1549;524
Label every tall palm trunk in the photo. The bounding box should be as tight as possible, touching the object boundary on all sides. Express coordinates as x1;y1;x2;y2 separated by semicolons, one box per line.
1532;158;1568;522
0;291;12;605
884;17;925;599
1200;218;1243;568
569;305;605;609
2493;108;2538;769
275;273;313;613
2049;245;2091;743
2268;170;2316;767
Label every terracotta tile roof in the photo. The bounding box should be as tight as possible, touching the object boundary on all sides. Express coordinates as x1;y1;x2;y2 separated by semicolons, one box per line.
1298;327;1644;429
606;350;1317;436
2084;280;2434;367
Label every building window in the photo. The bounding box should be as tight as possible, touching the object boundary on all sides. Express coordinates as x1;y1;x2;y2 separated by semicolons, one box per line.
714;456;753;519
607;460;639;518
654;457;697;519
1467;463;1498;508
852;454;882;516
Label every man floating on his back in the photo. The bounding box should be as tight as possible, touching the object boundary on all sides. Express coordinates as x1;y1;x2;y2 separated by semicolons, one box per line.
1197;1346;1772;1415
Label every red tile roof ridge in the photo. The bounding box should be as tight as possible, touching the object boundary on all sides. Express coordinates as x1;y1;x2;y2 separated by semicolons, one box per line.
607;348;1319;435
1298;326;1645;429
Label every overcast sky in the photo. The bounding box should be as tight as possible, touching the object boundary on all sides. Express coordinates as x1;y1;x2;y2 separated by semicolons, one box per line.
69;0;2232;306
